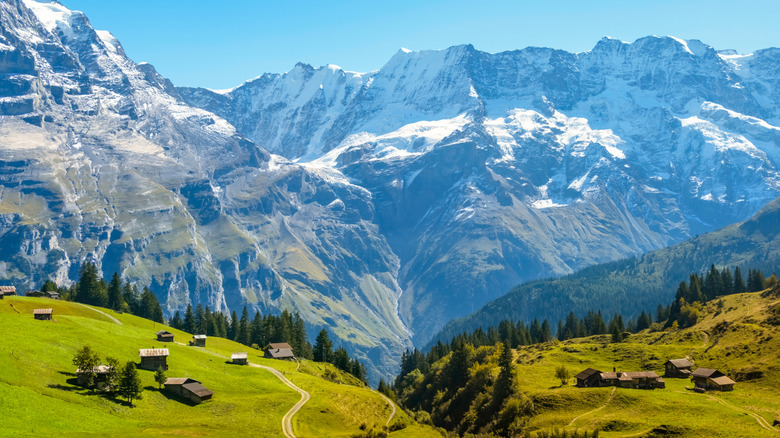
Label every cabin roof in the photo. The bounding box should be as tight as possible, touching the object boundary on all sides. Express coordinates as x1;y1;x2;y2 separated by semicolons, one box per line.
139;348;169;357
156;330;173;336
266;348;295;359
0;286;16;293
164;377;197;385
182;382;213;397
575;367;601;380
265;342;292;351
710;375;736;386
193;335;207;340
666;358;693;368
33;308;53;315
232;352;248;360
692;368;719;378
76;365;112;374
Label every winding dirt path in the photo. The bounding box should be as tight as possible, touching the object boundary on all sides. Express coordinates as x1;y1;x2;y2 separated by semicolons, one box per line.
75;303;122;325
676;390;779;433
567;387;616;427
173;342;310;438
375;391;397;427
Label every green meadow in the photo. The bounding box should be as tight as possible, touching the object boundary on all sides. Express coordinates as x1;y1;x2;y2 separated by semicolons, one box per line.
0;297;440;437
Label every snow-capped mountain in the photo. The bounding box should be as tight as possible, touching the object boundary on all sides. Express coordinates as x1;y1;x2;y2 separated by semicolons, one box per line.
3;0;780;381
0;0;412;381
180;37;780;345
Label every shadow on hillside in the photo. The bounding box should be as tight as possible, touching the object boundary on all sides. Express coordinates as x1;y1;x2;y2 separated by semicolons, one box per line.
158;389;198;406
57;371;76;377
48;381;133;406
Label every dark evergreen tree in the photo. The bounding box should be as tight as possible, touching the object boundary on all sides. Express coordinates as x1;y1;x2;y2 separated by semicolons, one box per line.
184;304;196;334
733;266;747;293
170;311;183;330
107;273;123;311
313;329;333;363
238;306;251;346
251;311;264;347
228;310;239;341
118;361;143;406
332;347;351;371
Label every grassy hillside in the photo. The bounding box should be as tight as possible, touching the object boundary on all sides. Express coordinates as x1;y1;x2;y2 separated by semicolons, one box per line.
518;289;780;437
0;297;441;437
398;288;780;437
433;197;780;346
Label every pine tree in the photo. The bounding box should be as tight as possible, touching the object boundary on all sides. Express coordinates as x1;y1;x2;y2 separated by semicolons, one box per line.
184;304;196;334
228;310;239;341
170;311;183;330
333;347;351;371
154;366;167;389
541;320;553;342
118;361;143;406
238;307;251;346
251;311;263;347
194;304;205;334
313;329;333;363
493;342;516;406
105;356;120;391
733;266;747;293
107;273;124;311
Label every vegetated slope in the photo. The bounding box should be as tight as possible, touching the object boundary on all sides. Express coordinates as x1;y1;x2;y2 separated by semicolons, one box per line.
398;287;780;437
0;296;435;437
181;37;780;347
433;196;780;346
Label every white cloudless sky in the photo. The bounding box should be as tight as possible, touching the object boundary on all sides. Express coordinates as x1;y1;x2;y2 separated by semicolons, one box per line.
62;0;780;90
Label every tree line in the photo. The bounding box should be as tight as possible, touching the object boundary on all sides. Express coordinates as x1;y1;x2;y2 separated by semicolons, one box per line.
43;262;164;323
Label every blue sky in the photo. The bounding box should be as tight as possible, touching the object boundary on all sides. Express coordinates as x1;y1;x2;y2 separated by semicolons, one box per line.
63;0;780;90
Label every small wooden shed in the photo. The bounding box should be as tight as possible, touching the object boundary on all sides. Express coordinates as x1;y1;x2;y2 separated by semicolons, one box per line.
33;308;53;320
263;342;295;360
664;358;693;378
692;368;735;391
164;378;214;404
575;367;602;387
0;286;17;296
26;290;45;297
139;348;169;371
231;352;248;365
76;364;113;390
190;335;207;347
44;291;60;300
156;330;174;342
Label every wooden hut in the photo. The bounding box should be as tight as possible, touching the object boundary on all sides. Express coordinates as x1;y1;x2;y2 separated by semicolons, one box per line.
598;371;664;389
0;286;17;296
44;291;60;300
76;365;113;390
139;348;169;371
33;308;53;320
231;352;248;365
26;290;45;297
691;368;735;391
156;330;174;342
664;358;693;378
190;335;207;347
263;343;295;360
575;368;602;387
164;378;214;404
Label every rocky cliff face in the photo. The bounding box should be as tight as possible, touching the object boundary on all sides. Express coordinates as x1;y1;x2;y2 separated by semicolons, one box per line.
180;38;780;345
0;0;411;381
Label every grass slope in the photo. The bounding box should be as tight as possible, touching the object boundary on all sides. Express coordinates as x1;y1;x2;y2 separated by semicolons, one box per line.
434;196;780;346
516;290;780;437
0;297;440;437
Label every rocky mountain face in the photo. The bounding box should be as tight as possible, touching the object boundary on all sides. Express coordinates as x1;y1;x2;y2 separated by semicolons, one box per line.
3;1;780;381
180;38;780;346
0;0;411;381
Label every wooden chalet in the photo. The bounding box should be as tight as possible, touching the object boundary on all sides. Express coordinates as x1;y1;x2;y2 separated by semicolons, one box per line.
231;352;248;365
33;308;53;320
139;348;169;371
263;342;295;360
664;358;693;378
691;368;735;391
164;378;214;404
44;290;60;300
76;364;113;390
0;285;17;296
156;330;174;342
598;371;665;389
190;335;207;347
575;368;602;387
26;290;45;297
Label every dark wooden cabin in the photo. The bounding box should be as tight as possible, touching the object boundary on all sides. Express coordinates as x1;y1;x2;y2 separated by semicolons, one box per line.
139;348;169;371
0;286;17;296
164;378;214;404
231;352;248;365
190;335;207;347
575;368;602;387
156;330;174;342
33;308;53;320
263;343;295;360
691;368;735;391
664;358;693;378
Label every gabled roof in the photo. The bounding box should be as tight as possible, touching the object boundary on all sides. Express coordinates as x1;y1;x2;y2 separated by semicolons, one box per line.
624;371;660;379
692;368;720;378
165;377;198;386
266;348;295;359
600;372;618;380
76;365;112;374
710;375;736;386
156;330;173;336
265;342;292;351
231;352;248;360
666;358;693;368
575;367;601;380
182;382;214;397
139;348;169;357
33;308;53;315
0;286;17;293
193;335;207;340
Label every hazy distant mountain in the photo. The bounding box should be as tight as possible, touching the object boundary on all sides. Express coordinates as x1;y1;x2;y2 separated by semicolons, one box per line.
3;0;780;381
431;195;780;346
